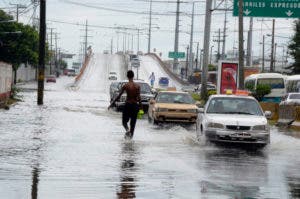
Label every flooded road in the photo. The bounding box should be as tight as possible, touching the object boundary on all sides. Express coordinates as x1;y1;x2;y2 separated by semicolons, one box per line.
1;77;300;198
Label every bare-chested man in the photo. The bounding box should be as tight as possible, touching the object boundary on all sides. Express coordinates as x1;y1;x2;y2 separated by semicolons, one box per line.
108;70;142;138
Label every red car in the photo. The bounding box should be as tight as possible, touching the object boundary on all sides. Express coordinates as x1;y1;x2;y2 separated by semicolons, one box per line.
46;75;56;83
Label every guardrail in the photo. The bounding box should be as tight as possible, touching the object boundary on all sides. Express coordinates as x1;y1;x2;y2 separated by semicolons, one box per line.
75;50;93;83
146;53;188;86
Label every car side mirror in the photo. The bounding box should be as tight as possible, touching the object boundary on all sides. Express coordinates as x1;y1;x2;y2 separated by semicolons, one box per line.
197;108;204;113
264;111;272;119
195;101;203;108
150;99;156;105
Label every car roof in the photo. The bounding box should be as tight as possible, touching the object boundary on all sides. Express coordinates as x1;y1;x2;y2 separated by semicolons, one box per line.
159;91;189;94
286;75;300;81
209;94;256;100
245;73;285;79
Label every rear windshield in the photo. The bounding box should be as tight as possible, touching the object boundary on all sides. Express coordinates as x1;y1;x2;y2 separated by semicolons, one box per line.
289;94;300;99
156;92;195;104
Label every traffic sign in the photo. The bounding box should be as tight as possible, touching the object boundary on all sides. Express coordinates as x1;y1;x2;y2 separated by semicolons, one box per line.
233;0;300;18
168;51;185;59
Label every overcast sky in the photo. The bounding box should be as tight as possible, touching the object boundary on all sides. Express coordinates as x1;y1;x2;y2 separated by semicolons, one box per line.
0;0;296;62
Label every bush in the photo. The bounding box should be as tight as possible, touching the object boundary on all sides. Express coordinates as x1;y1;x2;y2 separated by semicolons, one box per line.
252;84;271;101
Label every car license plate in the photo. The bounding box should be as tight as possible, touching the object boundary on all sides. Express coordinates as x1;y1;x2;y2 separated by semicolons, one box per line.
231;132;251;138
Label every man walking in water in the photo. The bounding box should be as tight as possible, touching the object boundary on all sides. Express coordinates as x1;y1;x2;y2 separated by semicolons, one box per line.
108;70;142;139
149;72;155;87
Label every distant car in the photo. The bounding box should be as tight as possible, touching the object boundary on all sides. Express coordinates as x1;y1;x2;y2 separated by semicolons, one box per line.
148;91;199;124
46;75;56;83
196;94;271;148
195;83;216;92
280;93;300;105
158;77;169;87
112;80;154;113
181;85;196;93
129;54;138;61
110;81;120;101
103;50;109;54
108;72;117;80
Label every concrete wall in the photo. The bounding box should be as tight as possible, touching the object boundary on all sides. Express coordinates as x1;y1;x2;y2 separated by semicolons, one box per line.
16;64;36;82
0;62;12;100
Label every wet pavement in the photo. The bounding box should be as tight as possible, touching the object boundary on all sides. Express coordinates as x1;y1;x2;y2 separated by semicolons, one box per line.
1;75;300;198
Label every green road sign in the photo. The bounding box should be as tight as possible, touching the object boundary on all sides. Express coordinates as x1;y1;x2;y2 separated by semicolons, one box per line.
168;52;185;59
233;0;300;18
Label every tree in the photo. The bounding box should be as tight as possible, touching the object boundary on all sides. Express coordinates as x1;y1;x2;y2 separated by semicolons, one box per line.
287;19;300;74
0;10;39;84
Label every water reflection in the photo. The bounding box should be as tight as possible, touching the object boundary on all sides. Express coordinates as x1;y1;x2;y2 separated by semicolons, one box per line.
287;177;300;198
31;166;40;199
200;148;268;198
116;141;138;199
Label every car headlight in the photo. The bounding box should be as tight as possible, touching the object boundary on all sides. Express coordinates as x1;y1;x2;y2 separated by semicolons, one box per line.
207;122;224;129
187;109;197;113
156;108;168;112
252;125;268;131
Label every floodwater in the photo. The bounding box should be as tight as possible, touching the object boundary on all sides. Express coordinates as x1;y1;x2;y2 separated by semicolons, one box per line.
0;55;300;198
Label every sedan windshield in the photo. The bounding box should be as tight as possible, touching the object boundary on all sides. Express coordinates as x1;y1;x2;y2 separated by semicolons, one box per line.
156;93;195;104
206;97;263;116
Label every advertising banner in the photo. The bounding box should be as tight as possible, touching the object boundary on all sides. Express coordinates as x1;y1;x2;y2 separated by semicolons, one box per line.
218;61;239;94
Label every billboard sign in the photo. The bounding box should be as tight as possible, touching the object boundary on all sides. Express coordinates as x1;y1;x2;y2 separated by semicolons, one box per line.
218;61;239;94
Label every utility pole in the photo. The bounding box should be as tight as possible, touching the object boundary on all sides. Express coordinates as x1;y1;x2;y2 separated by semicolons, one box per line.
195;42;199;69
49;28;53;74
270;19;275;72
201;0;213;99
148;0;153;53
131;34;134;51
37;0;46;105
185;46;189;79
274;43;277;71
137;29;140;53
238;0;245;89
188;2;195;76
221;0;228;60
210;45;214;64
213;28;222;63
84;20;88;58
199;49;203;70
173;0;180;73
262;35;265;72
10;4;27;22
116;31;119;52
246;17;253;66
111;38;113;54
54;33;58;77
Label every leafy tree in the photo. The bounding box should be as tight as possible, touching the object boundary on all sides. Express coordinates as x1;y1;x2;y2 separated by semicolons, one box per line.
0;10;39;84
287;19;300;74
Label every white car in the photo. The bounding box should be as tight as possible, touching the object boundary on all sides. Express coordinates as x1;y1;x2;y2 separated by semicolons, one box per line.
196;95;271;148
108;72;117;80
280;93;300;105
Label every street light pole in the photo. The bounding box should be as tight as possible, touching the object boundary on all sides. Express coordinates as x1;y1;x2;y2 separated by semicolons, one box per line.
210;45;214;64
188;2;195;76
200;0;213;99
262;35;265;72
238;0;245;89
270;19;275;72
37;0;46;105
147;0;153;53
